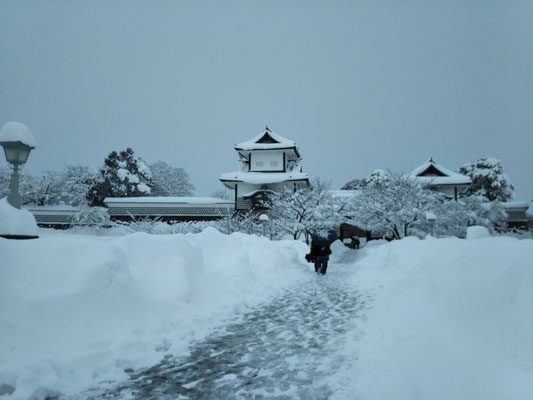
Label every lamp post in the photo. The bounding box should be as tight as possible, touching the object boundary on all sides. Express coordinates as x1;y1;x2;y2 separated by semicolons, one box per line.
0;122;37;209
259;213;269;237
0;122;39;240
426;212;437;236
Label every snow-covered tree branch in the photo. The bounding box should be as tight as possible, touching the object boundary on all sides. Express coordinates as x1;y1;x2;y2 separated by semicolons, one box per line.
149;161;194;197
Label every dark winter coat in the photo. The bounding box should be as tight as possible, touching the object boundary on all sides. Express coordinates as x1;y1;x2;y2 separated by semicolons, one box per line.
310;241;332;258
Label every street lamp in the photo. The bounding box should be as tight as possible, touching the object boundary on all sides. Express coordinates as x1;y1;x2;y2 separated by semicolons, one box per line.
259;213;269;237
0;121;37;209
426;212;437;236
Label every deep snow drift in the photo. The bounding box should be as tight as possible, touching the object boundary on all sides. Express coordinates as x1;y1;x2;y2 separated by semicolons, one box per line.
0;197;38;236
331;234;533;400
0;228;309;399
1;228;532;400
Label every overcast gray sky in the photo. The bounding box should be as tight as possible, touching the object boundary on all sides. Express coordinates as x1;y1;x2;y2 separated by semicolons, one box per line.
1;0;532;199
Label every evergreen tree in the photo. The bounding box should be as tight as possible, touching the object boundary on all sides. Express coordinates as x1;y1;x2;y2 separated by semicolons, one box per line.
149;161;194;197
458;157;514;202
366;169;391;187
340;178;365;191
341;169;390;190
89;148;153;206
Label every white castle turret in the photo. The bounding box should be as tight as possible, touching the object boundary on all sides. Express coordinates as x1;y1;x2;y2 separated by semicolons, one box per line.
219;127;309;209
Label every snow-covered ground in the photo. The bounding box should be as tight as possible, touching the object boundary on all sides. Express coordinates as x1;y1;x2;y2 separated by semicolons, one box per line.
1;228;532;399
0;228;309;399
330;233;533;400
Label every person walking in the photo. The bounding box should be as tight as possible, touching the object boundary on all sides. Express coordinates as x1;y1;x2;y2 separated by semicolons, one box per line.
309;239;332;275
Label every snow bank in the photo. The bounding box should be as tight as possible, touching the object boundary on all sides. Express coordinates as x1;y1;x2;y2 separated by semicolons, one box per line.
466;225;490;239
333;236;533;400
0;228;308;399
0;197;38;236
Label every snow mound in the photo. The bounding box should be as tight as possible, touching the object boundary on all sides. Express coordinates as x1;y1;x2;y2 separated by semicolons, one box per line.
333;236;533;400
466;225;490;239
0;197;38;236
0;228;308;399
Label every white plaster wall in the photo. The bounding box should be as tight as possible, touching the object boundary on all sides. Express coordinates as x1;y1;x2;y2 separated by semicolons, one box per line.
236;182;259;197
250;151;284;172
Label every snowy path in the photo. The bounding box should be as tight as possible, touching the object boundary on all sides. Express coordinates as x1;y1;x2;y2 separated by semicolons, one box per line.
79;269;366;400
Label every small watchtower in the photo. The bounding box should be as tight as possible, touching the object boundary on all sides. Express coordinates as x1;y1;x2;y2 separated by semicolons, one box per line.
219;127;309;210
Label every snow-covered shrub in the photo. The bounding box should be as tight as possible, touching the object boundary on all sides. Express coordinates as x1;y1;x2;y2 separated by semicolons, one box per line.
149;161;194;197
214;210;262;235
345;173;438;239
114;218;210;235
70;206;111;228
0;166;10;198
20;170;63;206
1;167;54;206
458;157;514;202
268;179;343;241
411;195;507;238
59;165;98;207
88;148;153;206
2;164;98;207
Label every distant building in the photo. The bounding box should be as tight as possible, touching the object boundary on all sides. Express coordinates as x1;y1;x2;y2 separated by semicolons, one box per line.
219;127;309;210
410;158;471;201
104;197;233;221
502;202;531;231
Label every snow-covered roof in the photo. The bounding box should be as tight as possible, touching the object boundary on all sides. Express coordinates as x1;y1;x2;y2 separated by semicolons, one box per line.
23;205;79;211
235;128;299;154
409;159;471;186
501;202;530;210
0;121;37;148
104;197;234;205
220;170;309;185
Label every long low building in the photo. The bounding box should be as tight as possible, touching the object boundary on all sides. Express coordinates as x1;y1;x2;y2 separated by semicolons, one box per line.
502;202;532;231
23;204;78;227
22;197;533;233
23;197;234;226
103;197;234;221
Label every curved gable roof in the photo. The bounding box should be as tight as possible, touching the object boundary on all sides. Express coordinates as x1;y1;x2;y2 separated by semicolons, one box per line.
235;128;298;152
410;159;471;185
